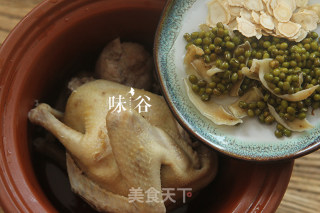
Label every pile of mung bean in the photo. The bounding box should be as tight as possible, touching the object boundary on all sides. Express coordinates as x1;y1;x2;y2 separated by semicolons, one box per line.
184;22;320;138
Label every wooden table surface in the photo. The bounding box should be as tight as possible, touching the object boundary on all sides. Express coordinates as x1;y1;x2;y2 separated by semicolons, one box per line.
0;0;320;212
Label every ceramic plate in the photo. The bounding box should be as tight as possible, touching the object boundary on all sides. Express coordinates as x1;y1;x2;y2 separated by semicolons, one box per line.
155;0;320;160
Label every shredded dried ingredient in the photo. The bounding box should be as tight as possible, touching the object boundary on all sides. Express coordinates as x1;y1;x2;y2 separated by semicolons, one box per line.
257;59;319;101
241;59;261;80
192;59;213;82
206;0;320;41
185;79;242;125
184;45;204;76
229;87;263;118
268;104;313;132
207;67;224;77
229;78;245;97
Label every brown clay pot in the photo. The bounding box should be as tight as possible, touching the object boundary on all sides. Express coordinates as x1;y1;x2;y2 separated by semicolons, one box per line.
0;0;293;212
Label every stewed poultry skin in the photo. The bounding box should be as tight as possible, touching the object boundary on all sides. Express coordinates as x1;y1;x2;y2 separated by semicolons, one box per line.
28;80;218;213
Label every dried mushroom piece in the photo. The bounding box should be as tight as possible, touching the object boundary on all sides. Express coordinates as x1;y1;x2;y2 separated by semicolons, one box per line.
229;41;253;96
276;85;319;102
241;67;255;79
268;104;313;132
184;44;204;76
184;44;220;82
229;78;245;97
241;59;262;80
191;59;213;82
257;59;319;101
185;79;242;125
229;87;263;118
298;73;304;87
199;24;212;32
207;67;224;77
184;45;204;66
234;41;252;63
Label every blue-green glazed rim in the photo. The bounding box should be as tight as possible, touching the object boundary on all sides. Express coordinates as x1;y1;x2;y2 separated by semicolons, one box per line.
154;0;320;161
